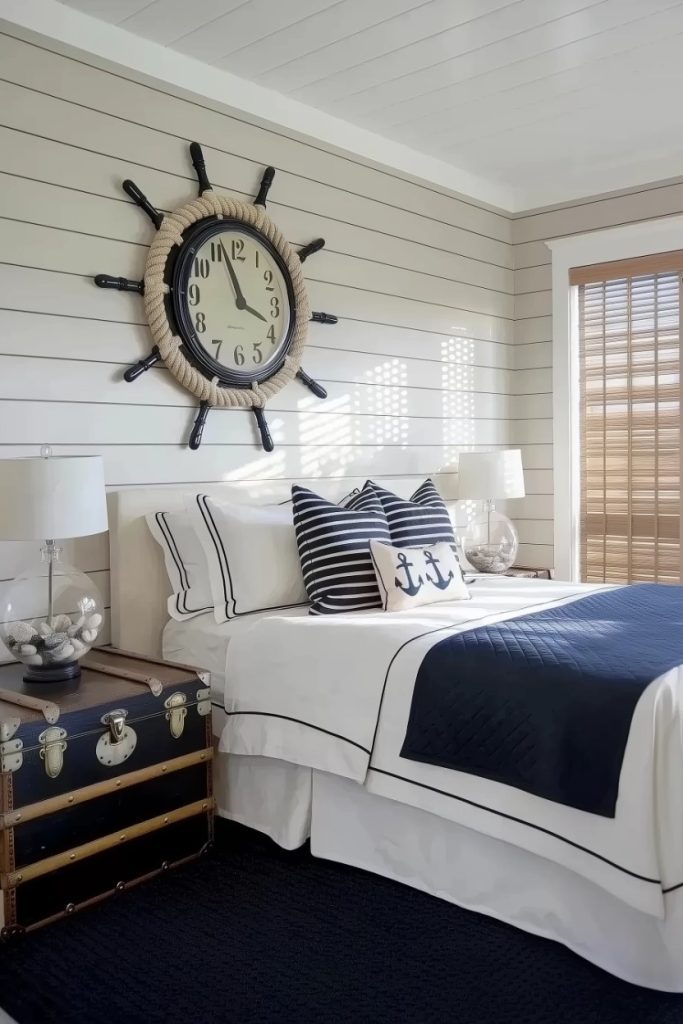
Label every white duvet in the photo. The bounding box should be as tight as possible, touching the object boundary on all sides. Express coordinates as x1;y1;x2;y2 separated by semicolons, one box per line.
219;575;683;919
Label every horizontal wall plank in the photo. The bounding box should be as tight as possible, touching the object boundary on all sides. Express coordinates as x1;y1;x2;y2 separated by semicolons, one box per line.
0;443;468;490
510;394;552;419
0;400;514;449
513;316;552;346
509;419;553;446
515;341;552;371
516;520;554;546
512;367;553;394
514;290;551;321
0;353;513;423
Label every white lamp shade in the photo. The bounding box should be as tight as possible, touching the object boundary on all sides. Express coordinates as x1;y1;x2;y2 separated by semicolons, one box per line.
458;450;525;500
0;456;108;540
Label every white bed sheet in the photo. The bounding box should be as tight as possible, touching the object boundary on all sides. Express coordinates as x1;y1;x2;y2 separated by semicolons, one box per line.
163;606;310;704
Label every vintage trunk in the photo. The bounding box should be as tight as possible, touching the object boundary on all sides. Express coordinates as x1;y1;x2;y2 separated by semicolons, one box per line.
0;648;213;936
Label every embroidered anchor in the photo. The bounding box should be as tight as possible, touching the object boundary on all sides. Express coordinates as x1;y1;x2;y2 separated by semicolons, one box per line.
424;550;454;591
394;551;424;597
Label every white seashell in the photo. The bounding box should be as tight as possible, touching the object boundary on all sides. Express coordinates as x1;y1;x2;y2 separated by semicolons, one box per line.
9;621;35;644
67;625;79;637
81;629;97;644
86;613;103;630
52;643;75;661
25;654;43;666
51;614;72;632
19;644;37;656
70;637;86;654
38;622;53;637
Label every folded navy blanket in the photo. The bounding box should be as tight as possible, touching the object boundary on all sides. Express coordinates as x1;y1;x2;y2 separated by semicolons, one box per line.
401;584;683;816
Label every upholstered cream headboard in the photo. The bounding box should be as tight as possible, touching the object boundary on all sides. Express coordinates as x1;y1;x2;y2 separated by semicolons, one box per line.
108;477;434;658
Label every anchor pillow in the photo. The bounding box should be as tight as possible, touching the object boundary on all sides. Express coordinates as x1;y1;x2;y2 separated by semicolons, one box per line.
369;540;470;613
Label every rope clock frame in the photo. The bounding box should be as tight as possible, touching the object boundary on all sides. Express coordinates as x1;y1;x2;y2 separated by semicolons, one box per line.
95;142;337;451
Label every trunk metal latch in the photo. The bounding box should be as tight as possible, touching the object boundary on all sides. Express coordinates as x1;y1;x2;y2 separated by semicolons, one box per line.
164;693;187;739
39;727;67;779
97;709;137;767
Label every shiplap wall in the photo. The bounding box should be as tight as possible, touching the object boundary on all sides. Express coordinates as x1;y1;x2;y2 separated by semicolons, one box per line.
513;180;683;570
0;29;526;651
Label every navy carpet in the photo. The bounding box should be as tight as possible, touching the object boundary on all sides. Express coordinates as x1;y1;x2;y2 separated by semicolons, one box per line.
1;821;682;1024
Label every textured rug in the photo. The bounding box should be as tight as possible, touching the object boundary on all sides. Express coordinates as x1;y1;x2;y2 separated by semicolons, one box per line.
0;820;681;1024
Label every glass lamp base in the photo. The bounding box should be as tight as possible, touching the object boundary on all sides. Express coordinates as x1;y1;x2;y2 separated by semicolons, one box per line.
463;507;519;574
23;660;81;685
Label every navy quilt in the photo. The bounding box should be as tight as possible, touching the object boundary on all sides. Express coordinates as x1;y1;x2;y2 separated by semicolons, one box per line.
400;584;683;816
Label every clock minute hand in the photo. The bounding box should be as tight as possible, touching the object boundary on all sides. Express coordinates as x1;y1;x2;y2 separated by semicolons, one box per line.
219;241;246;309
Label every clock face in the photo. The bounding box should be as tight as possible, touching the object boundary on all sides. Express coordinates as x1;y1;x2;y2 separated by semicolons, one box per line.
171;220;295;386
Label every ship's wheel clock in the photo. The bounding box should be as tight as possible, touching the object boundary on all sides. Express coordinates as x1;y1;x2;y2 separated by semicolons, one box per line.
95;142;336;450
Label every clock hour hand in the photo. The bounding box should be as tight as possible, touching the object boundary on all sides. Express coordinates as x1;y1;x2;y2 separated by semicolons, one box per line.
243;303;267;323
219;240;247;309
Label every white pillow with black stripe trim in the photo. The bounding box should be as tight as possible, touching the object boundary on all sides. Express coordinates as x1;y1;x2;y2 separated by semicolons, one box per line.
189;495;309;624
292;485;391;615
146;510;213;621
367;479;457;548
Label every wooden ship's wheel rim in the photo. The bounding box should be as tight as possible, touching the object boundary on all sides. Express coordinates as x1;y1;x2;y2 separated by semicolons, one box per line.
94;143;336;450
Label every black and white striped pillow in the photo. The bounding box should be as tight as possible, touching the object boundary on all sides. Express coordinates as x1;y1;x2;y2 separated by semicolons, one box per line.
292;485;390;615
368;479;456;548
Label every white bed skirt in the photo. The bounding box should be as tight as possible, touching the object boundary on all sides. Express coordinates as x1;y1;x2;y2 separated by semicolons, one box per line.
214;750;683;992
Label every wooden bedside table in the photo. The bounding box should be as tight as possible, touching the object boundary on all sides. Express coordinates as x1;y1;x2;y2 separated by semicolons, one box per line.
505;566;553;580
0;648;214;937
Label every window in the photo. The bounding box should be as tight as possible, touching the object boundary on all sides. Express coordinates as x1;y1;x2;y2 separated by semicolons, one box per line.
570;252;683;584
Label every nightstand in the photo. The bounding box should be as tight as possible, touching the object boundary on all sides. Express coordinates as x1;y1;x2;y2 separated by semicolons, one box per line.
505;566;553;580
0;648;214;936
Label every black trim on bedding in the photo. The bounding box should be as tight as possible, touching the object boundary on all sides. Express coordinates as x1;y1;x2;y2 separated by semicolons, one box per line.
367;767;661;885
224;709;371;753
155;511;212;617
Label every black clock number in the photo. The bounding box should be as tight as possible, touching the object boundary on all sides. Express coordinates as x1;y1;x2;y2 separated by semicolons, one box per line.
252;341;263;364
188;284;200;306
234;344;245;366
195;311;206;333
264;269;274;291
210;242;223;262
212;338;223;359
270;296;280;318
254;251;260;269
231;239;245;262
267;325;276;344
194;258;210;279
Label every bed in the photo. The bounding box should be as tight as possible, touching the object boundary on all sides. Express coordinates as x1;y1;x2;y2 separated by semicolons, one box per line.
108;482;683;992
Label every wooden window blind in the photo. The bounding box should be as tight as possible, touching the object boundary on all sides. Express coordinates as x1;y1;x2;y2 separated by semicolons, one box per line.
570;251;683;584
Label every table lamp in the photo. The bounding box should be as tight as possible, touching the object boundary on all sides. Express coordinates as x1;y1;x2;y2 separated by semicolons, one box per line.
0;448;108;683
458;450;525;573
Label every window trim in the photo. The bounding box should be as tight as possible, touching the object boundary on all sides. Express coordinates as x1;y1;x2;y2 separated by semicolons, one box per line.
547;214;683;581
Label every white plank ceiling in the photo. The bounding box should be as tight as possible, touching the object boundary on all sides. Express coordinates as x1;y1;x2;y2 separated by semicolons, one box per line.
57;0;683;208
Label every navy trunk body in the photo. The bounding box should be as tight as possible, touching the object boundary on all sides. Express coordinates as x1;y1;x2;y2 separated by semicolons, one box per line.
401;584;683;816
